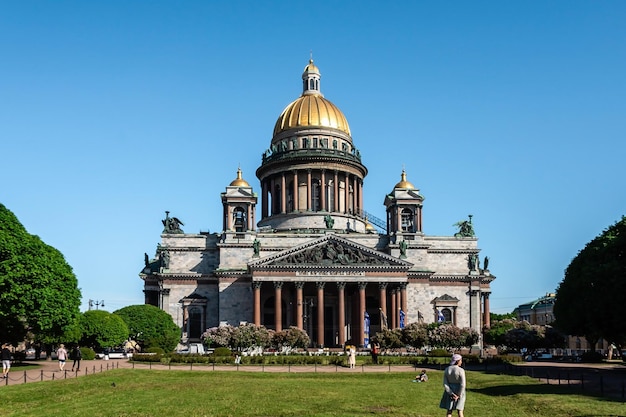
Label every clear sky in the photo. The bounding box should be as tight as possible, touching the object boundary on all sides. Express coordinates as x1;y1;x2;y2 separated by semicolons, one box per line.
2;1;625;314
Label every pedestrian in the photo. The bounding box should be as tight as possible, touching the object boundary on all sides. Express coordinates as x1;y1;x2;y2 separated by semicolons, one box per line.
1;344;12;379
415;369;428;382
71;345;82;372
439;353;466;417
349;345;356;369
56;344;68;371
371;343;379;364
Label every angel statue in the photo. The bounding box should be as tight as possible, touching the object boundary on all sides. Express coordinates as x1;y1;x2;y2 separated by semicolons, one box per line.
162;211;184;234
453;214;475;237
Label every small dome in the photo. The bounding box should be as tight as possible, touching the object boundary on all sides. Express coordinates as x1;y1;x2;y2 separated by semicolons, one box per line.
303;59;320;75
273;59;351;137
365;220;376;233
393;170;415;190
229;167;250;187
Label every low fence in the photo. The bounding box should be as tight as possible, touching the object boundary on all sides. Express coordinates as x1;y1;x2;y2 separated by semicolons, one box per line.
2;362;121;386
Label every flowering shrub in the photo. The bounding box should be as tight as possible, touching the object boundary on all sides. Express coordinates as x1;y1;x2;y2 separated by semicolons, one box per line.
203;325;234;347
273;327;310;349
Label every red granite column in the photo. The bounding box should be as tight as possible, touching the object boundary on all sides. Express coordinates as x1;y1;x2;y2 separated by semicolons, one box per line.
296;282;304;330
390;289;397;329
483;293;491;328
396;290;402;326
337;282;346;346
307;170;312;211
358;282;367;347
344;174;350;214
333;171;339;212
320;170;326;212
400;283;407;317
281;173;286;214
262;181;268;218
253;282;262;326
316;282;325;347
292;170;299;212
379;282;388;329
274;282;283;332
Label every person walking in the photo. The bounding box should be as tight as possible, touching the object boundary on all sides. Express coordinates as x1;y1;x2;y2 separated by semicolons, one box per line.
439;353;466;417
71;345;82;372
1;344;12;379
56;344;68;372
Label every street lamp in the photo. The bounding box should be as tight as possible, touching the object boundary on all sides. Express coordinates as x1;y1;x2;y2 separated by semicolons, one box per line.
88;299;105;310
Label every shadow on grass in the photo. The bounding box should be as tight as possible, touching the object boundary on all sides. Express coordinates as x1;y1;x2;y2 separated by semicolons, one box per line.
469;383;626;404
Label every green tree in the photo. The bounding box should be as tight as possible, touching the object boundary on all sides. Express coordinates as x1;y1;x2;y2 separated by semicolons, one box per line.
0;204;81;344
483;319;517;348
114;304;180;352
554;216;626;348
374;328;404;349
80;310;128;350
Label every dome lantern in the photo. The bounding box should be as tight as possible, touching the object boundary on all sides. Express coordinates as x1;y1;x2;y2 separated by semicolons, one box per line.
302;59;321;96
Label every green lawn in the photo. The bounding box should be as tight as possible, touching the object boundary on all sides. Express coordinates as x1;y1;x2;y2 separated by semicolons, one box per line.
1;369;624;417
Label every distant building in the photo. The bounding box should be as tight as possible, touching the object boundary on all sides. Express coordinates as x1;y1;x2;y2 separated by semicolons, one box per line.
140;60;496;348
514;293;611;355
513;293;555;326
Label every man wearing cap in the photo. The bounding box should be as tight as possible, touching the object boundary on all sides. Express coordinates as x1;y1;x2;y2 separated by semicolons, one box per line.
439;353;466;417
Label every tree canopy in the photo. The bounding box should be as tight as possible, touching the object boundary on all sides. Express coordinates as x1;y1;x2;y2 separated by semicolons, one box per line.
0;204;81;344
80;310;128;350
114;304;180;352
554;216;626;347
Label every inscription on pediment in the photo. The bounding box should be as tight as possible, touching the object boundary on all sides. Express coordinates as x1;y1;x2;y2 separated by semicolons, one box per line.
274;242;390;266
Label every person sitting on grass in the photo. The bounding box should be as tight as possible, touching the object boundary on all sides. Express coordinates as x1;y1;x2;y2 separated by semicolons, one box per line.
413;369;428;382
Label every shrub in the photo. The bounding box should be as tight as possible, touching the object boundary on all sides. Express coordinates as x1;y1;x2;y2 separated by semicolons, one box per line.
146;347;165;356
213;347;232;357
580;351;603;363
80;347;96;360
132;353;162;363
429;349;450;357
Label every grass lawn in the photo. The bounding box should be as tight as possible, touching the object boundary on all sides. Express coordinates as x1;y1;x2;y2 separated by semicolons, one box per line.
1;369;624;417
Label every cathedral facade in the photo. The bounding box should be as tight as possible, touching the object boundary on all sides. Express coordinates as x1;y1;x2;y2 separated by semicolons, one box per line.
140;60;495;348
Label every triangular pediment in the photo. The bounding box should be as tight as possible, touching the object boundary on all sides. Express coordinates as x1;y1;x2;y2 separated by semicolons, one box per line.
249;234;412;269
432;294;460;303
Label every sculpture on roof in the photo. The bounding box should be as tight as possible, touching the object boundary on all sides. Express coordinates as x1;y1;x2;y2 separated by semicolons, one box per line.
253;239;261;257
162;211;184;234
454;214;475;238
399;240;408;259
324;214;334;229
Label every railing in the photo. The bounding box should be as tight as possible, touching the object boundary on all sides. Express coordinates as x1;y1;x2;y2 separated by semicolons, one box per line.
2;362;121;386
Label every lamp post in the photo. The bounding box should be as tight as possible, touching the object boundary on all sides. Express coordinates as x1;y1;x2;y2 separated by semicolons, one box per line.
88;299;105;310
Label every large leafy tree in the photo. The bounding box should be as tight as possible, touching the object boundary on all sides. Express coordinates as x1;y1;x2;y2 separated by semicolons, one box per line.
80;310;128;350
0;204;81;344
114;304;180;352
554;216;626;348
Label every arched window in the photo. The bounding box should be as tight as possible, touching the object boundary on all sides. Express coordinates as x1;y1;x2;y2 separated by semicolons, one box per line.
233;207;246;232
401;208;414;232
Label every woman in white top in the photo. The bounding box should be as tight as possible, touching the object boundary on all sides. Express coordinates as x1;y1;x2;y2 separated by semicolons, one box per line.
439;353;466;417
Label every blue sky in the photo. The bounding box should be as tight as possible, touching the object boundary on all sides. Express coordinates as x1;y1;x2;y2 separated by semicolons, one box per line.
2;1;625;314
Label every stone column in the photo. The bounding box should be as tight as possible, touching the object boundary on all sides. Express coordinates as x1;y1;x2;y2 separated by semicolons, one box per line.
281;173;286;214
344;174;350;214
390;288;397;329
483;292;491;328
400;283;407;317
358;282;367;347
320;170;326;212
295;282;304;329
333;171;339;212
293;170;299;212
253;282;262;326
396;289;402;326
274;281;283;332
307;170;312;211
359;179;364;216
337;282;346;346
262;180;268;218
469;277;482;336
379;282;388;329
316;282;325;347
352;176;358;215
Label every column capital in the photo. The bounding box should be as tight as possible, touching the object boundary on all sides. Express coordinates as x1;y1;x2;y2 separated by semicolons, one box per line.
252;282;262;290
316;281;326;290
294;281;305;289
273;281;284;290
358;282;367;290
378;282;388;290
336;281;346;290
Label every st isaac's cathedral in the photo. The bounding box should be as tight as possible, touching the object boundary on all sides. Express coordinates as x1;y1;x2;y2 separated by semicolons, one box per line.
140;60;495;348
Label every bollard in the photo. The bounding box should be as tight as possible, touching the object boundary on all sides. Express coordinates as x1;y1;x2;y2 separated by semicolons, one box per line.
41;370;44;382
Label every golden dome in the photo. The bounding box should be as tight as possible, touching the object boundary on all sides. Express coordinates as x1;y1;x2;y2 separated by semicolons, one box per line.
365;220;376;232
229;167;250;187
394;170;415;190
273;95;351;136
273;59;351;137
303;59;320;74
